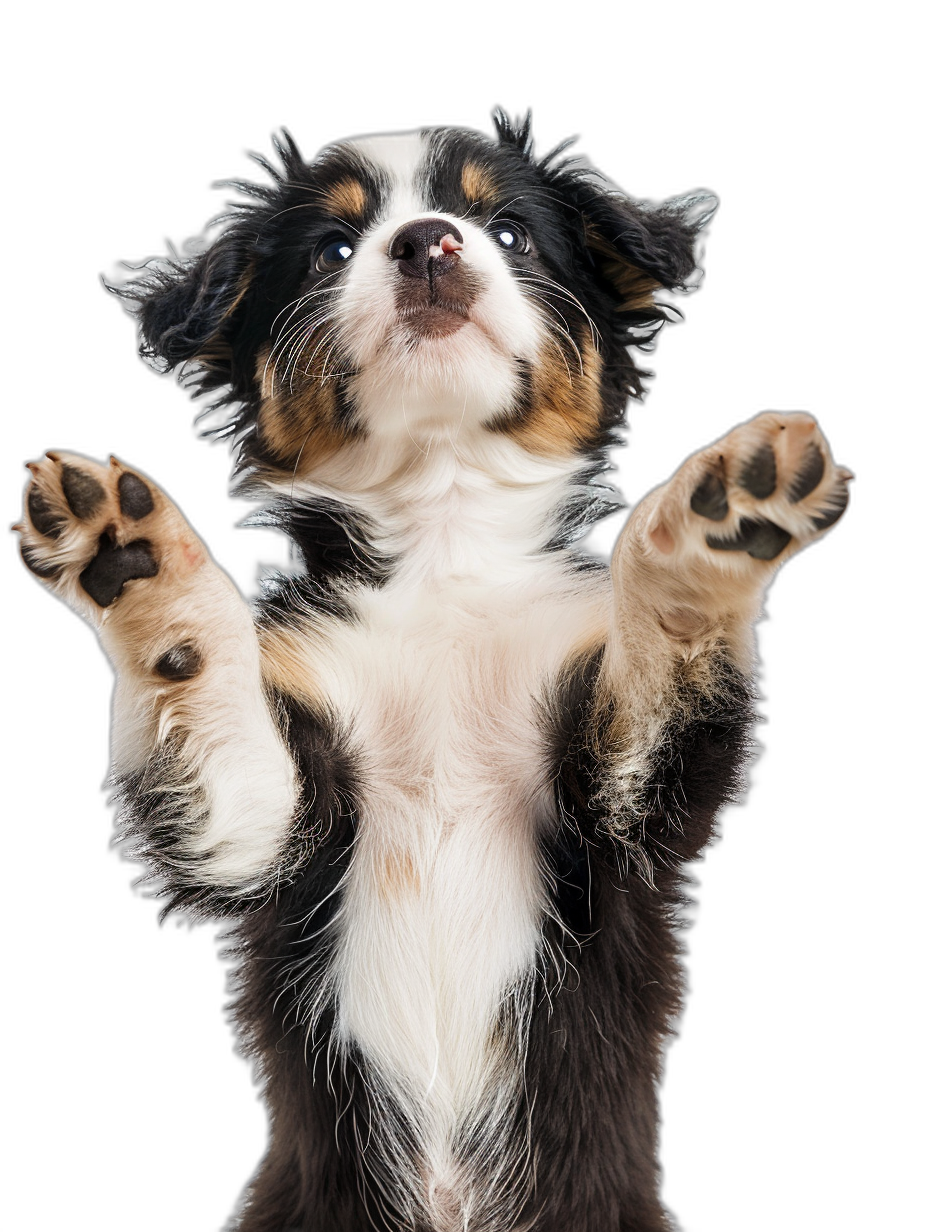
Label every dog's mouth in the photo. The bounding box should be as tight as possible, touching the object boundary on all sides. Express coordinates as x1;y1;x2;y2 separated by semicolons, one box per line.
397;298;471;339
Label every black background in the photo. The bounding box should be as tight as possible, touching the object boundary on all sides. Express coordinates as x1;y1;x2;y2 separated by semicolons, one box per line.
10;52;877;1232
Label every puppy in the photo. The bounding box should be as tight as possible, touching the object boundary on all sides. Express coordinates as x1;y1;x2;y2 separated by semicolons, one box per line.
17;111;850;1232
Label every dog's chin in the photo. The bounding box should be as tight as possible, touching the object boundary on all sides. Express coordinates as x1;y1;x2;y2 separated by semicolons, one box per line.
399;305;470;342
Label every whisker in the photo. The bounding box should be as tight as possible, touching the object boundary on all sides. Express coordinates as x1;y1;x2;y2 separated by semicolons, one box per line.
272;303;341;365
513;272;602;350
266;286;344;384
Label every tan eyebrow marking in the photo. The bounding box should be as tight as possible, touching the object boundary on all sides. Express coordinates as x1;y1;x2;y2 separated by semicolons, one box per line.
461;160;498;205
321;178;367;221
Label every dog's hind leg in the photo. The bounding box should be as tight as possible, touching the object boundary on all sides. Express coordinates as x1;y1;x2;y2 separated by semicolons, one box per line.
17;451;299;913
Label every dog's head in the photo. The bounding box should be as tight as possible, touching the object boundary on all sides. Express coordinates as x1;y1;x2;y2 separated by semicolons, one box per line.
119;111;714;481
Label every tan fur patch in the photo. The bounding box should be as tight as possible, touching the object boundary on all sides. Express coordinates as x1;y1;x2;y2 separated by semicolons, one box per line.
461;160;498;205
587;232;662;311
254;348;355;475
379;849;422;899
502;337;605;457
322;178;367;222
258;621;327;705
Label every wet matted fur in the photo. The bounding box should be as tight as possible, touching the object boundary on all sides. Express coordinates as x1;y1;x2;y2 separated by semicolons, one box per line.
17;111;850;1231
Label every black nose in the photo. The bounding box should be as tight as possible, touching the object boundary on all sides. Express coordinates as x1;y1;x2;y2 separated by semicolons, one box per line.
388;218;464;280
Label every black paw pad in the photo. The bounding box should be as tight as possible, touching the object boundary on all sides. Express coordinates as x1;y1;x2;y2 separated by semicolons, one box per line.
707;517;793;561
118;472;154;520
690;472;729;521
738;444;777;499
27;487;63;539
79;536;158;606
788;443;825;503
61;465;106;519
153;643;203;681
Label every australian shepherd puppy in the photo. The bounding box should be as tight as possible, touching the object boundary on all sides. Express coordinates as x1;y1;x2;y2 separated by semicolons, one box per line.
17;111;849;1231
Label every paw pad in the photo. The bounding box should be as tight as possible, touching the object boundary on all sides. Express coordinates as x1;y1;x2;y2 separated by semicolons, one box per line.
738;444;777;500
80;537;158;607
153;643;203;681
685;413;849;564
706;517;793;561
118;471;155;520
690;472;728;522
27;487;63;539
19;452;165;608
61;464;106;519
788;443;825;504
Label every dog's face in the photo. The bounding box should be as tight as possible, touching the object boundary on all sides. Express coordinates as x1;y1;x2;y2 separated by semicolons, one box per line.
124;113;713;478
313;131;553;444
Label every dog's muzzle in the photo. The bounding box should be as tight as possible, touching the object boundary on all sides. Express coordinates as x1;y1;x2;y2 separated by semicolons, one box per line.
387;218;479;339
388;218;464;280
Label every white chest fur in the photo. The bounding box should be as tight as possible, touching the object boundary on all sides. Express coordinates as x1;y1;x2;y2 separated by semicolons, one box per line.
314;568;605;1170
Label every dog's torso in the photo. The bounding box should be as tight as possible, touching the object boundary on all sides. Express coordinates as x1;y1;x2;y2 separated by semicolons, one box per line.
257;438;610;1168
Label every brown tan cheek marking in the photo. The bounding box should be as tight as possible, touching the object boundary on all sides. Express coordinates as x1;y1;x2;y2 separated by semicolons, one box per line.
588;233;661;311
253;349;350;475
508;337;605;457
322;178;367;223
461;160;499;206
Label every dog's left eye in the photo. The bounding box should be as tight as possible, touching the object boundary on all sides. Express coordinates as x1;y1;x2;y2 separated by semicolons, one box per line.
488;221;530;254
314;235;355;273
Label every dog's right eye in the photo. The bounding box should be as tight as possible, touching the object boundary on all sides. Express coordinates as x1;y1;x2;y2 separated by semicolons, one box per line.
488;220;531;255
314;235;355;273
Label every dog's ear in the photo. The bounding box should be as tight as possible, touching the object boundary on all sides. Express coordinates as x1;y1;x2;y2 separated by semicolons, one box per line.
112;227;255;392
579;187;714;303
561;171;714;349
492;109;716;318
112;130;307;402
551;176;718;349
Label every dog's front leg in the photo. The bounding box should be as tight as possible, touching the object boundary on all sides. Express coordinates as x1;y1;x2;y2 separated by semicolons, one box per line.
595;412;851;880
18;452;298;912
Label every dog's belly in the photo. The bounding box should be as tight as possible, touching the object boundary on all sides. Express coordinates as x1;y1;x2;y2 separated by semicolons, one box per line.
309;572;605;1188
336;785;543;1130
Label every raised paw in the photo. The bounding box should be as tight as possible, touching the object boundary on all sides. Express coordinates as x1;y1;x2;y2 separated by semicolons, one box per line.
649;412;850;569
17;452;206;623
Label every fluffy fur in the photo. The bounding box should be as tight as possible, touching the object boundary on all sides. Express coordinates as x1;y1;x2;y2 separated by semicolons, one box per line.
17;111;850;1231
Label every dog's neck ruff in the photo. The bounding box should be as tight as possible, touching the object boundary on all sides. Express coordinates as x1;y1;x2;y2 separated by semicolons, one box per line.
276;426;611;587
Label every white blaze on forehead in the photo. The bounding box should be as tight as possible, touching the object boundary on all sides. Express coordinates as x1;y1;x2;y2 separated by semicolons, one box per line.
348;130;429;217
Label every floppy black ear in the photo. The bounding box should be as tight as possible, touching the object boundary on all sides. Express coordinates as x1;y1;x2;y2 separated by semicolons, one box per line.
112;129;307;397
579;187;714;352
576;186;717;307
113;228;255;391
